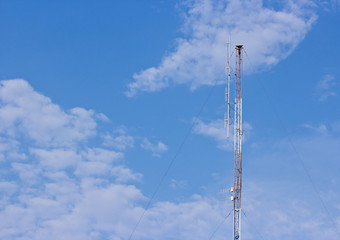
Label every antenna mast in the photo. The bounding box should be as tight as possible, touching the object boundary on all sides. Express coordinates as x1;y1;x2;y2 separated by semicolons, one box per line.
226;40;244;240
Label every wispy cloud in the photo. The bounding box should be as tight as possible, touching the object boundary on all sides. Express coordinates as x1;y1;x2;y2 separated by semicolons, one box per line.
111;166;143;183
316;74;337;101
193;118;251;150
126;0;317;96
169;179;188;190
102;126;135;150
301;123;329;135
193;118;232;150
141;138;168;157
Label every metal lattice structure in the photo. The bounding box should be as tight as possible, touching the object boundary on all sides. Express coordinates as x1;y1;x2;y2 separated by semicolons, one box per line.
233;45;243;240
225;39;244;240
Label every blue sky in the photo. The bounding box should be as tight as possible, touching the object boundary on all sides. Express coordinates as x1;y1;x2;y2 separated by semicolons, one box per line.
0;0;340;239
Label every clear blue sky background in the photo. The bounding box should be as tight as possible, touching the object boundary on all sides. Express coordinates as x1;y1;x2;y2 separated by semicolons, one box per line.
0;1;339;239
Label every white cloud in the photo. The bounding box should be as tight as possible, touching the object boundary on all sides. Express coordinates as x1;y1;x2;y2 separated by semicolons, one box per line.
75;160;110;177
193;118;252;150
1;79;339;240
0;137;26;161
75;148;124;177
316;74;337;101
243;199;339;240
134;196;229;240
11;162;41;185
0;181;17;194
102;126;134;150
126;0;317;96
193;118;232;150
0;79;227;240
0;79;97;147
169;179;187;189
95;113;110;122
31;148;81;170
141;138;168;157
301;123;329;135
0;79;146;239
82;147;123;163
111;166;143;183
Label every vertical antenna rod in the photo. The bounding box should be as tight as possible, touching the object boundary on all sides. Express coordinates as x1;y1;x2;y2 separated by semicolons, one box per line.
225;34;231;137
232;45;243;240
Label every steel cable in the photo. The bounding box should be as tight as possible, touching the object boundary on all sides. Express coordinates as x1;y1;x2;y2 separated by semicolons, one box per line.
127;80;219;240
242;210;267;240
208;209;233;240
244;50;340;236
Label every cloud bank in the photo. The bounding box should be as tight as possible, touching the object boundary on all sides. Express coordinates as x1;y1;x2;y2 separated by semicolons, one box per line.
0;79;339;239
0;79;229;240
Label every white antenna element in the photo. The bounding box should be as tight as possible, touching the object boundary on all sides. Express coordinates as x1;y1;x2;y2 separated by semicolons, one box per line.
225;34;231;137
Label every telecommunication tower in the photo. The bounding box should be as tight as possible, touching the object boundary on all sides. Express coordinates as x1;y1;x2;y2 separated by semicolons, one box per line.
225;37;244;240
